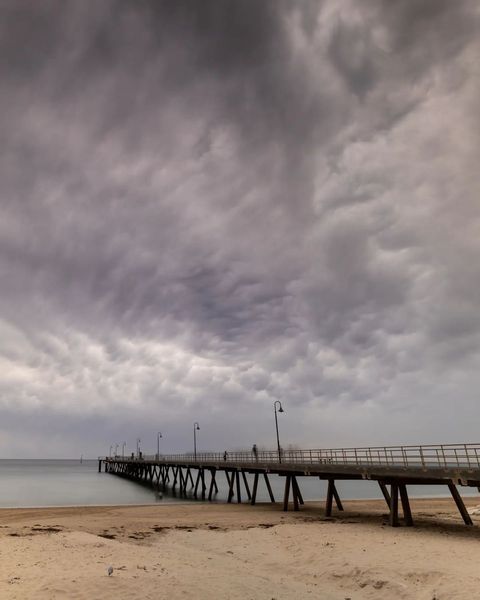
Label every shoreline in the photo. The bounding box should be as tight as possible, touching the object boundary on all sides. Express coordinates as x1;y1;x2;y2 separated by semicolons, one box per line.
1;490;478;511
1;496;480;528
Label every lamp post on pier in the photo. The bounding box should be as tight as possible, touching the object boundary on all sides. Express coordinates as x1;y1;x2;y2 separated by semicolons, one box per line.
157;432;163;460
122;441;126;458
109;445;113;458
273;401;284;463
114;443;119;457
193;422;200;460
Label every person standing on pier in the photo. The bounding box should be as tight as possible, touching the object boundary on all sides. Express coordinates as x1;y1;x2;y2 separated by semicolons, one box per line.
252;444;258;461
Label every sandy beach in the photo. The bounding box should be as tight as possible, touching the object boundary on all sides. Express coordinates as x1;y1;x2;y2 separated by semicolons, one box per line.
1;498;480;599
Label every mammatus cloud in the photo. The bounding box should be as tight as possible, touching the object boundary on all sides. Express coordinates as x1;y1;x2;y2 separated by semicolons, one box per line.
0;0;479;457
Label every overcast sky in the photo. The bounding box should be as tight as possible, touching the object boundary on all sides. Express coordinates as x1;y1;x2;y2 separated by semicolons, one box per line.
1;0;479;458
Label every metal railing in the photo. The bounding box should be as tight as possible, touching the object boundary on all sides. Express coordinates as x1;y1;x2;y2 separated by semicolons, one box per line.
104;443;480;470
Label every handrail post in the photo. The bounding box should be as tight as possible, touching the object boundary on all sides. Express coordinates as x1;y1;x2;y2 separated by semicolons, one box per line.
419;447;425;468
465;444;471;468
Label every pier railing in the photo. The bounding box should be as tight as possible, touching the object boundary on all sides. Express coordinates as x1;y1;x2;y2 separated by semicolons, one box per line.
107;443;480;470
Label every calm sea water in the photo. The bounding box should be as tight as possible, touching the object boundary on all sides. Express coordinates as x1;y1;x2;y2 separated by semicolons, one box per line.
1;459;477;508
0;459;178;508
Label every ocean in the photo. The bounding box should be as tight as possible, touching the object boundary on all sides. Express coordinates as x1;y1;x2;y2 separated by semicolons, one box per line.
0;459;478;508
0;459;172;508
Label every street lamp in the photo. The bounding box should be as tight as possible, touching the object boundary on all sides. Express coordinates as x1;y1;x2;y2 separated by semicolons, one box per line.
274;401;284;463
122;441;126;458
157;431;163;459
109;445;113;458
193;422;200;460
114;443;119;457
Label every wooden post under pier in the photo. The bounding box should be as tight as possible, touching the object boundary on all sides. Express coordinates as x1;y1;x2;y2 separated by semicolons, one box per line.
263;473;275;503
325;479;343;517
283;475;291;511
448;482;473;526
378;481;391;507
251;472;276;505
389;482;399;527
282;475;303;512
399;483;413;526
251;473;259;505
208;468;217;501
241;472;251;500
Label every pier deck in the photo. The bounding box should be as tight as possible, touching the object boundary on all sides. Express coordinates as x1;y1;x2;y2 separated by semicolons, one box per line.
100;443;480;527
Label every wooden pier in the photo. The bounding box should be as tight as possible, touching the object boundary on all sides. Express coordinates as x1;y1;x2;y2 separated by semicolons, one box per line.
100;443;480;527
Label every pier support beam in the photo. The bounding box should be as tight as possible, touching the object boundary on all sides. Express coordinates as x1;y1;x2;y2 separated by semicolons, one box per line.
250;472;276;505
325;479;333;517
235;471;242;504
194;468;200;498
399;484;414;526
208;468;217;501
333;484;343;511
179;468;186;495
378;481;391;508
251;473;259;505
292;476;304;506
325;479;343;517
227;470;235;503
292;476;301;511
194;468;206;499
283;475;303;512
389;483;399;527
263;473;275;503
448;483;473;526
241;472;251;500
283;475;291;511
172;467;179;492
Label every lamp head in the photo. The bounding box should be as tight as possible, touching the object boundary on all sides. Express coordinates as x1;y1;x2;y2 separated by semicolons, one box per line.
278;405;284;413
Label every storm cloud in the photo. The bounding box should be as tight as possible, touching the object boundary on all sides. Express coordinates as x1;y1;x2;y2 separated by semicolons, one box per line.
1;0;479;457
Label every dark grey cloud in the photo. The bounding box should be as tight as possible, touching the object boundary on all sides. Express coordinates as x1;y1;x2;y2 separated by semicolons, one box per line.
0;0;479;457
